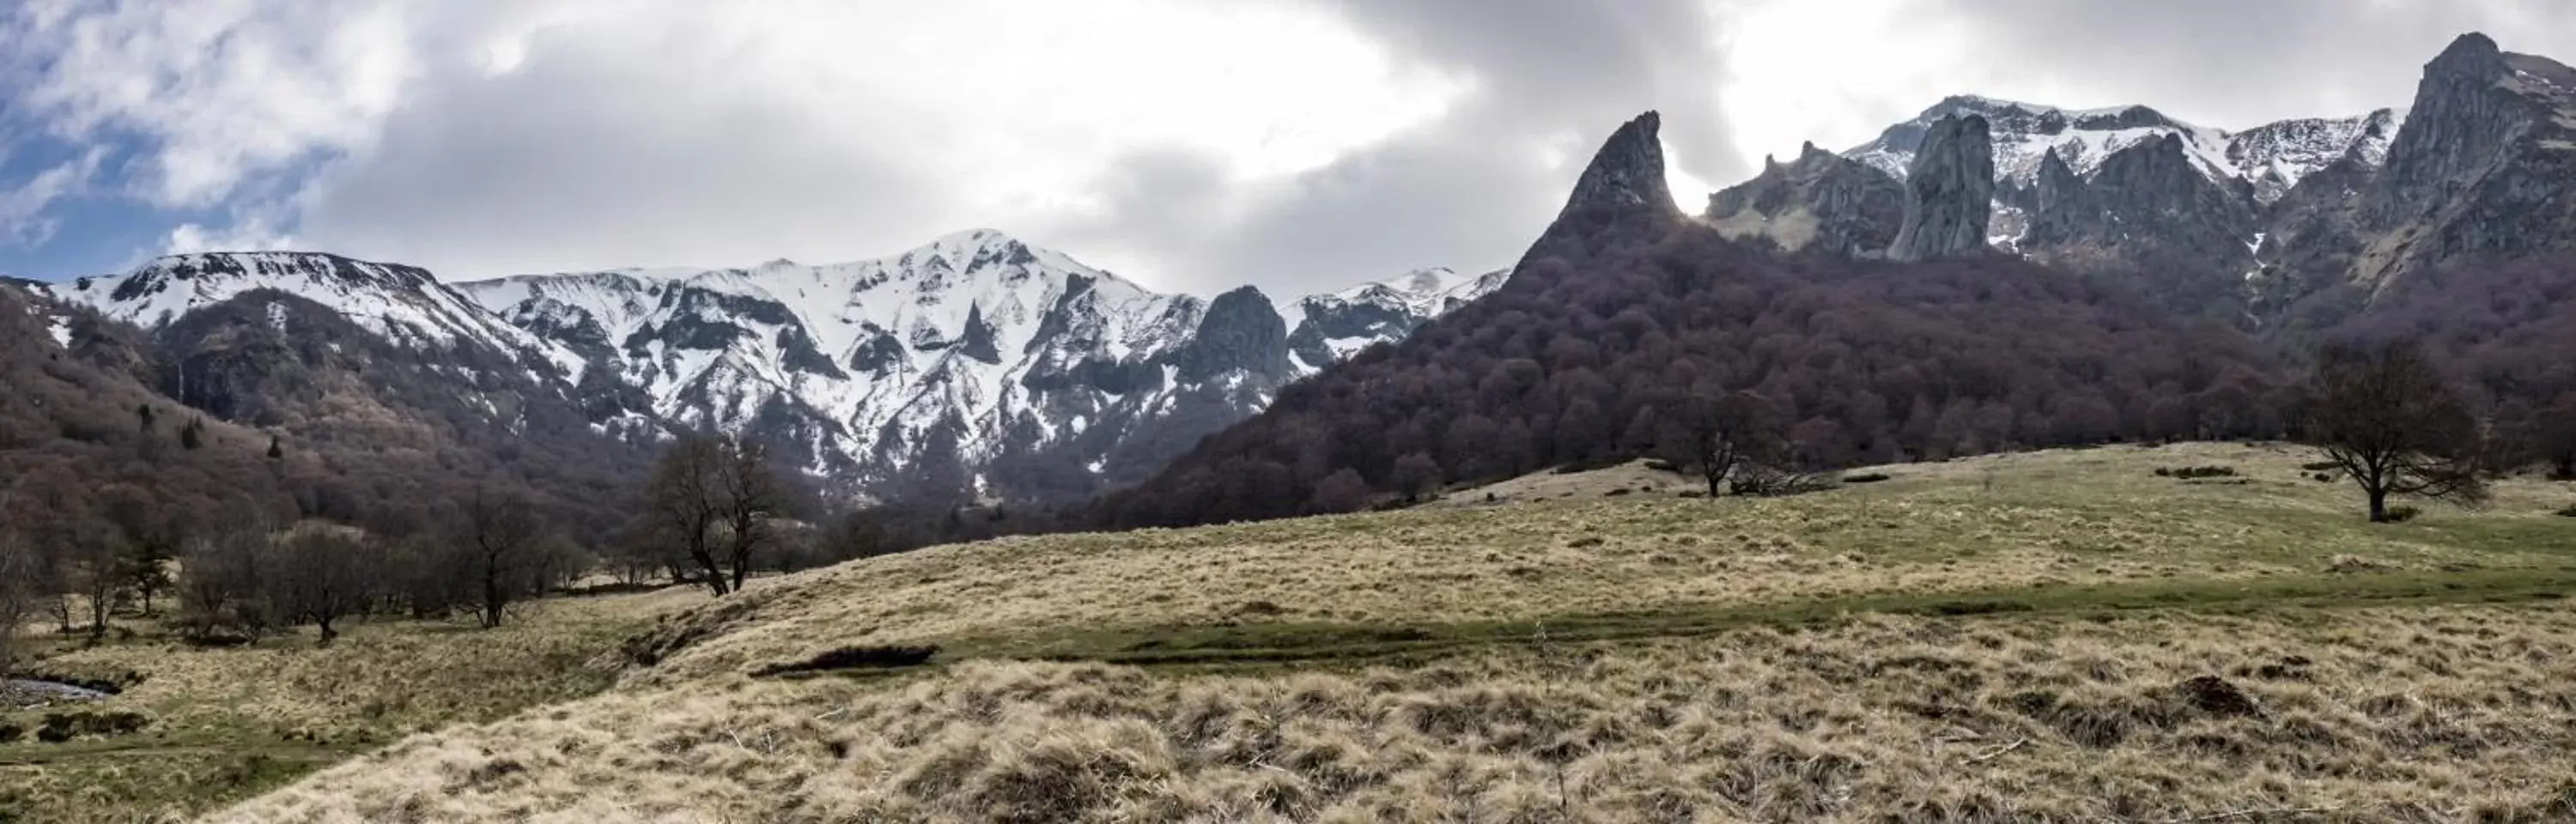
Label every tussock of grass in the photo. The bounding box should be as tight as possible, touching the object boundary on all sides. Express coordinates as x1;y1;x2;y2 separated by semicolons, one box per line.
217;606;2576;822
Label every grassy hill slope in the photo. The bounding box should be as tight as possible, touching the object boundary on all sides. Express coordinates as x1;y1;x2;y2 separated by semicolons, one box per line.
210;444;2576;821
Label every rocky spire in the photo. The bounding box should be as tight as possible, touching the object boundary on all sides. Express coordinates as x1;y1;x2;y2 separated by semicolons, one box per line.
2024;147;2090;246
1887;113;1995;262
1555;111;1679;220
2427;32;2509;81
1514;111;1684;274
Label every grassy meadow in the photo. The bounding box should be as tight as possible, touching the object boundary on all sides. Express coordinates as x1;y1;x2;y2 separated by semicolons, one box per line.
10;442;2576;821
0;588;696;822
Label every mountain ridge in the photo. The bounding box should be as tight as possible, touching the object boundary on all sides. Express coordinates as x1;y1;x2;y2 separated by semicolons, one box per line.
33;232;1504;506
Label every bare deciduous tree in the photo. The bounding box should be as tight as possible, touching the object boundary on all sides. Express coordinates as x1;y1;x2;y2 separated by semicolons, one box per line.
2305;341;2489;523
1660;390;1785;498
178;506;277;642
645;434;792;596
274;524;374;644
462;483;545;628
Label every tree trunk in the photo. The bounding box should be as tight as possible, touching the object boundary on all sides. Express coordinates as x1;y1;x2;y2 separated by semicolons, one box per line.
481;569;505;629
693;550;730;596
88;590;109;641
2367;488;2389;523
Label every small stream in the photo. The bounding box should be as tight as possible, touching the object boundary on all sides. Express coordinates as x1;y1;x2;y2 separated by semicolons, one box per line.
3;678;113;706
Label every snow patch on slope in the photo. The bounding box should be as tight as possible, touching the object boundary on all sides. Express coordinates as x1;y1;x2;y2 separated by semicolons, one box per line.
1848;96;2405;204
48;252;586;379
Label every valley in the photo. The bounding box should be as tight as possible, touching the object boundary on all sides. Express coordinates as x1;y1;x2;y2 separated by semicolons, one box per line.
0;15;2573;824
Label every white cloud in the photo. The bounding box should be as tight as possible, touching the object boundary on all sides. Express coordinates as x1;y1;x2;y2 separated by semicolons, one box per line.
165;217;297;256
13;0;2571;294
0;146;105;247
6;0;1475;290
4;0;419;208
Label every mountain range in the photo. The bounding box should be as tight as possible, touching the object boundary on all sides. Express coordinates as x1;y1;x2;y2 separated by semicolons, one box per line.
5;31;2568;522
1105;32;2576;528
1710;33;2575;330
31;233;1504;506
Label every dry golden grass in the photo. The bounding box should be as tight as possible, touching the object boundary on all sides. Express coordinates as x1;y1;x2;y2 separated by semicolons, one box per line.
221;604;2576;822
155;443;2576;821
627;443;2576;683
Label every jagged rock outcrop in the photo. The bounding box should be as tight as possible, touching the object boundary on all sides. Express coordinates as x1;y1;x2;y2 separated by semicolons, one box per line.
1517;112;1682;273
1563;112;1676;216
1175;287;1290;383
2025;136;2259;258
1888;114;1995;262
2350;32;2576;290
2020;136;2263;318
1281;268;1504;373
1704;142;1906;256
2230;109;2403;203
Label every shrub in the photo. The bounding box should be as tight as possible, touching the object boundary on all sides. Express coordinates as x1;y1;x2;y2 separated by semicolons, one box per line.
2300;461;2342;471
1603;488;1632;497
2383;506;2422;523
2313;473;2336;482
34;711;151;742
1842;472;1893;484
2555;505;2575;518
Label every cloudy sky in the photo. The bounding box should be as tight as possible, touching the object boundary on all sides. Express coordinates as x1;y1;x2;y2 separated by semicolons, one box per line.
1;0;2570;295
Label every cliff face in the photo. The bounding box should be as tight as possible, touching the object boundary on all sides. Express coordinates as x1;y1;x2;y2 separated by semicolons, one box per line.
2020;136;2264;317
2350;33;2576;291
1705;142;1907;256
1711;32;2575;329
1887;114;1995;262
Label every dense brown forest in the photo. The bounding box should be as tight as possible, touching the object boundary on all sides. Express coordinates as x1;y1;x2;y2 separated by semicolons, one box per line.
1092;208;2576;530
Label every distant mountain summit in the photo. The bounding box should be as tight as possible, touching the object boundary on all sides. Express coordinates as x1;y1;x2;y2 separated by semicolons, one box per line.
1706;32;2572;329
29;235;1500;506
455;229;1503;503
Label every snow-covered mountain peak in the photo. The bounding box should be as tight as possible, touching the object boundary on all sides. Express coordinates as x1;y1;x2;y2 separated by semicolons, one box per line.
1850;95;2236;190
47;251;581;377
1848;96;2409;207
455;230;1504;499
